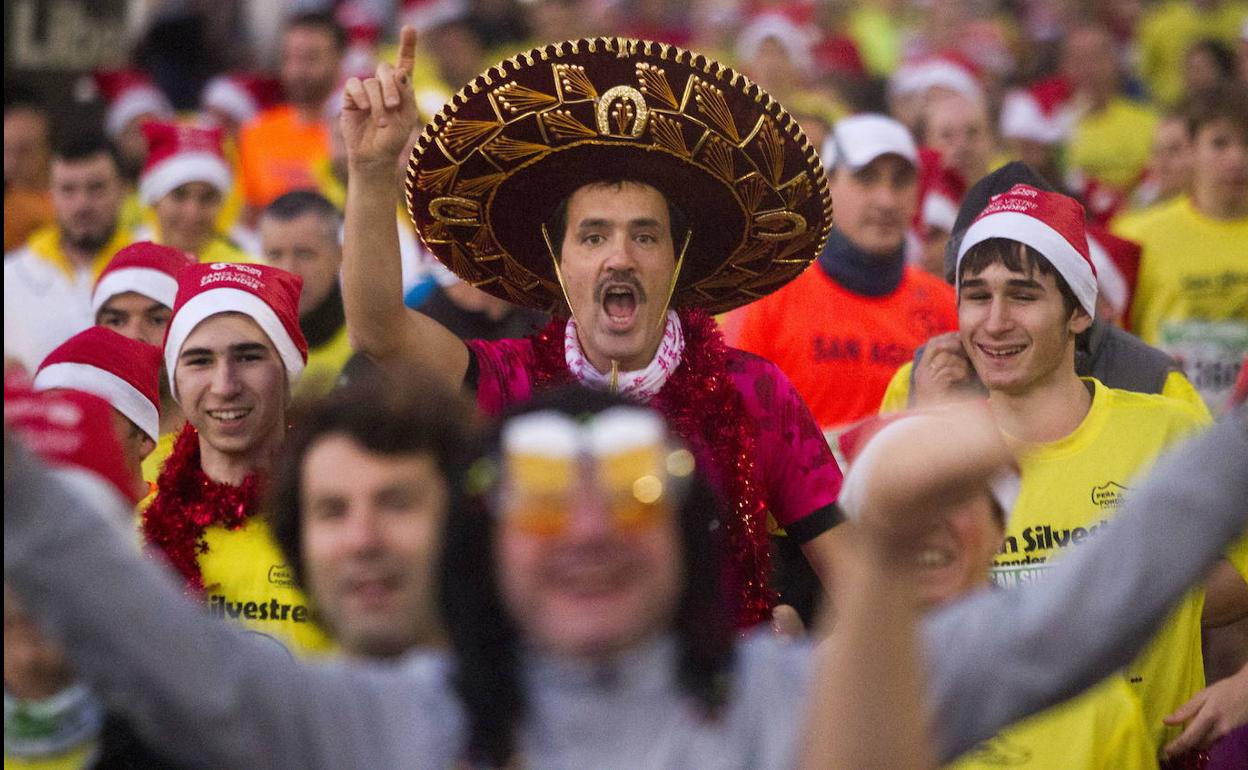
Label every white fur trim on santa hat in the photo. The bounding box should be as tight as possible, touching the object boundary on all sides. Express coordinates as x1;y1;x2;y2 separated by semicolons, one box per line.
92;268;180;315
139;152;232;206
33;362;160;442
999;90;1069;145
922;193;959;233
164;288;305;403
890;59;982;103
202;78;258;124
105;87;171;139
957;210;1098;317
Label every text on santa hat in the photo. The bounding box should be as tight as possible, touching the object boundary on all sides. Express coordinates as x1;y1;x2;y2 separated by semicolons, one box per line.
201;270;263;291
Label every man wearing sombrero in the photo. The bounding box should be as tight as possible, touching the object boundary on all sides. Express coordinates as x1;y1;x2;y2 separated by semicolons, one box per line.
340;29;843;628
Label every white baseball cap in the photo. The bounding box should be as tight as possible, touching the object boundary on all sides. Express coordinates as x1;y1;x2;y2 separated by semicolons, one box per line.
822;113;918;172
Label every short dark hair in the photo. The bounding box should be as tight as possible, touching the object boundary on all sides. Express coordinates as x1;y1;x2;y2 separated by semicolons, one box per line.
1186;38;1237;81
440;385;735;767
4;82;45;114
51;136;122;171
285;11;348;54
543;179;690;261
1184;81;1248;143
267;368;482;588
958;238;1080;319
261;190;342;239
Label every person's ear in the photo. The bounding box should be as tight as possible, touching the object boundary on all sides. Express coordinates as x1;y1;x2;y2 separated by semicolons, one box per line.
1069;306;1093;335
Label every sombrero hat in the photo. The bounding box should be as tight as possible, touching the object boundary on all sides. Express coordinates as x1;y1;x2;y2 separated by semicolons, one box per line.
406;37;832;315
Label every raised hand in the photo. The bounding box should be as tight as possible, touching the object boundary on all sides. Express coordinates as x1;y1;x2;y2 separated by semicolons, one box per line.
342;26;420;175
912;332;982;407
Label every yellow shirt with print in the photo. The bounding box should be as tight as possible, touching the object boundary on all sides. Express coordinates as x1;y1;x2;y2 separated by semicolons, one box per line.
878;362;1206;417
294;323;353;405
1138;0;1248;106
1112;196;1248;414
946;677;1156;770
992;379;1209;752
1067;98;1158;193
197;518;334;657
3;744;95;770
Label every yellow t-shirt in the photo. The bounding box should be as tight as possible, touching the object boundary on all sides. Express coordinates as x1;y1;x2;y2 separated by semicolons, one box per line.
1067;98;1158;193
945;677;1157;770
878;362;1207;418
992;379;1210;751
140;429;178;488
3;744;95;770
295;323;353;405
198;519;335;657
1137;1;1248;106
1112;196;1248;414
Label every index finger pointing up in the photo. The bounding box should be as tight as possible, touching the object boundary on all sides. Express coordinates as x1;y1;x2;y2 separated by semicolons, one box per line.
396;26;418;80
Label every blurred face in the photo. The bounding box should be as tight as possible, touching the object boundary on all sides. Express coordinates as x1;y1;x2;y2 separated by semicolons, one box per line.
154;181;223;255
3;586;75;701
49;153;124;254
1150;118;1193;200
301;436;447;658
174;313;287;459
830;155;918;256
1190;118;1248;215
958;259;1091;396
911;495;1003;608
925;95;993;185
281;26;341;109
1063;28;1118;99
1184;46;1225;93
4;107;50;189
496;452;683;659
558;182;678;373
96;291;172;347
260;213;341;315
745;37;800;97
919;225;950;278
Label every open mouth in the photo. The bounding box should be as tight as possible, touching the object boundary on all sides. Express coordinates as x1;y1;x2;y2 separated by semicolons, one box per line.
601;284;640;329
915;546;955;569
976;343;1027;361
207;407;252;424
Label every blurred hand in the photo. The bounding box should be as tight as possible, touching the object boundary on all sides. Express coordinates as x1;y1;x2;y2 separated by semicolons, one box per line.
342;26;420;175
912;333;980;407
772;604;806;639
1162;664;1248;758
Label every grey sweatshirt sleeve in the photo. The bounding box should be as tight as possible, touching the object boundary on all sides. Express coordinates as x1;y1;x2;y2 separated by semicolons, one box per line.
922;411;1248;762
3;442;461;770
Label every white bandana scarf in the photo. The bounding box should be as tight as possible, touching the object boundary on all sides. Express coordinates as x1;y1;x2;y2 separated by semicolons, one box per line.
564;310;684;403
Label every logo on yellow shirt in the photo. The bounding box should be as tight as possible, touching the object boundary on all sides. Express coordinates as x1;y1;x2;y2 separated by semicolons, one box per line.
1091;481;1129;508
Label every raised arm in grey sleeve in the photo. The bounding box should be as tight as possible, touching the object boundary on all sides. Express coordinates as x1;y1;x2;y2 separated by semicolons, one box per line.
922;411;1248;762
3;441;462;769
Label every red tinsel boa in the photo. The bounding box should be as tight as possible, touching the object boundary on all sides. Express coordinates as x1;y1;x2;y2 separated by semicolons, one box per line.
141;423;263;594
530;308;776;627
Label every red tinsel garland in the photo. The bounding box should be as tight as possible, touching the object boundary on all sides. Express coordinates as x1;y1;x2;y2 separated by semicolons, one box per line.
529;308;776;627
141;423;262;594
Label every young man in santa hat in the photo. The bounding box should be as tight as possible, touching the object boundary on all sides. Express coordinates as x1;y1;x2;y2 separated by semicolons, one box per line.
32;326;162;506
92;240;197;481
923;181;1244;762
137;121;254;263
142;261;333;656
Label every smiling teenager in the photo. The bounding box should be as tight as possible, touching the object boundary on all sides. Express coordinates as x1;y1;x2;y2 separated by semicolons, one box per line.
141;261;333;656
342;31;843;627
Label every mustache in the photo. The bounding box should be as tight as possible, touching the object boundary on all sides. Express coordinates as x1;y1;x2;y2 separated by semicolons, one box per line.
593;270;647;304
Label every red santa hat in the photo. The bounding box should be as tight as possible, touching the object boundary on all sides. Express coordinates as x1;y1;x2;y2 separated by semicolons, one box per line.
916;148;968;233
164;262;307;403
837;412;1020;522
200;73;282;126
999;76;1073;145
92;241;197;315
1085;225;1141;327
33;327;162;443
139;121;232;206
957;184;1098;317
889;52;984;104
81;69;174;139
5;383;141;505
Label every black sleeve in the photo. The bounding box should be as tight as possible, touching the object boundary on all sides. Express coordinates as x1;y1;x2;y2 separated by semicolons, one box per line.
462;347;480;394
783;502;844;544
